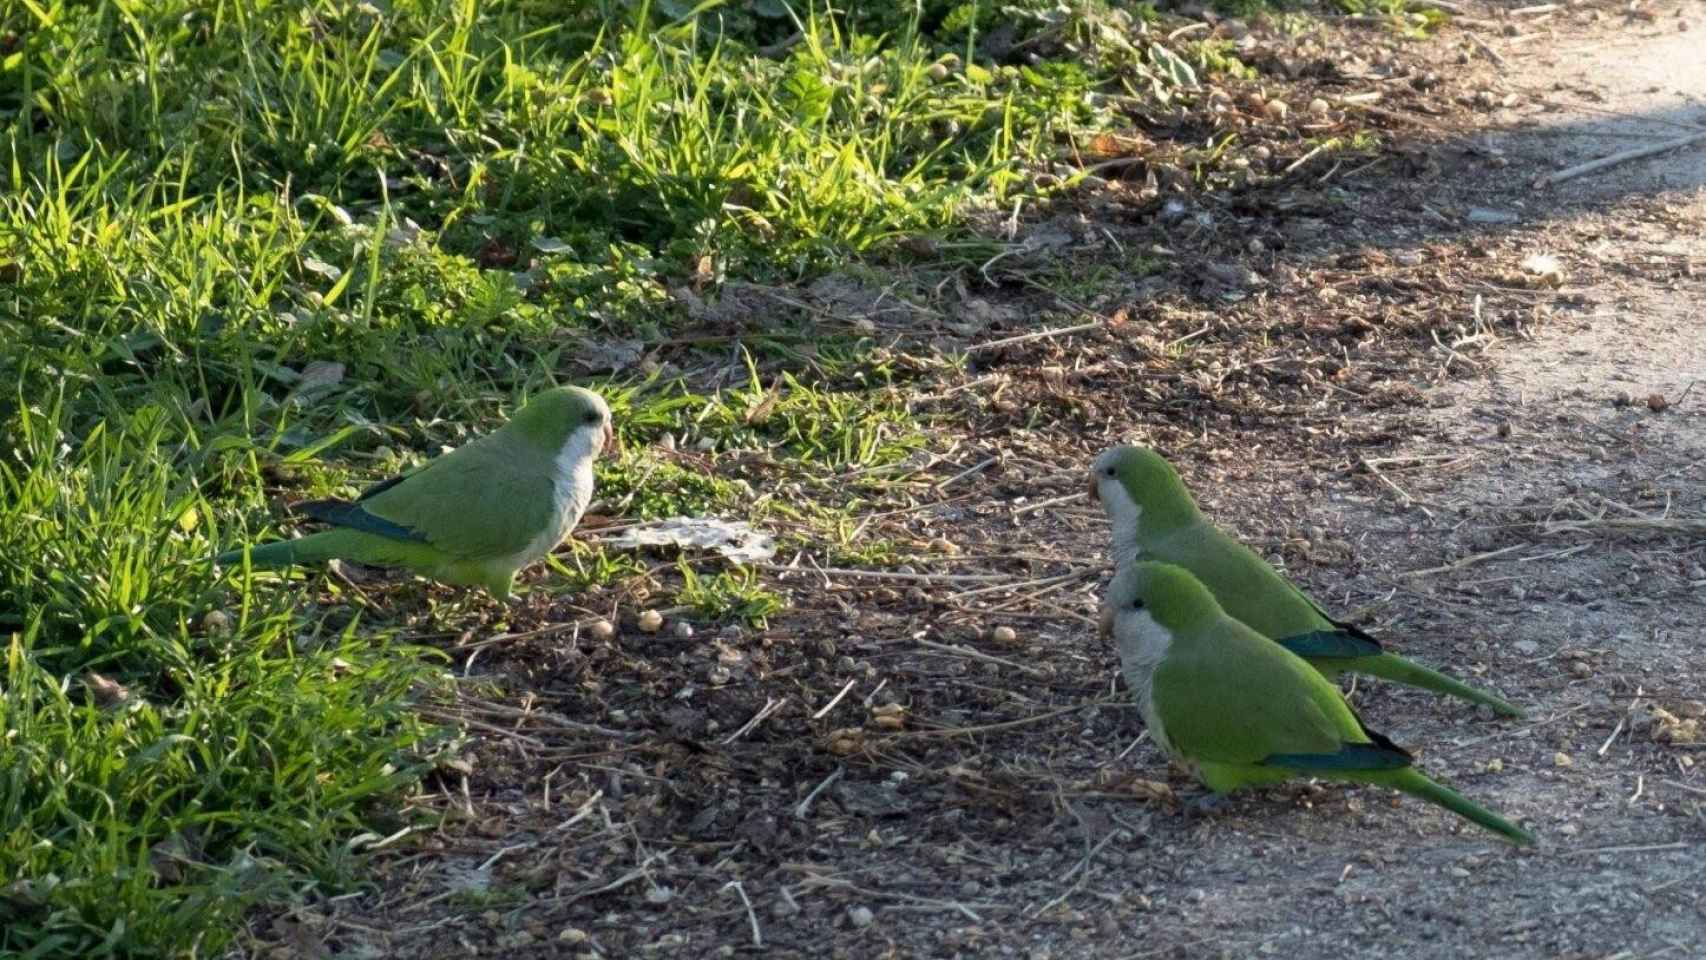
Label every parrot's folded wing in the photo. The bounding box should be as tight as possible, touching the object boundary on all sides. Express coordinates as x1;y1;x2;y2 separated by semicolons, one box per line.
355;434;559;560
1152;638;1351;765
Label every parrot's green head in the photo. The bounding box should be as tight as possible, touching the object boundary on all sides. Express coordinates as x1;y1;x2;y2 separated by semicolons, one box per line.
508;386;616;458
1088;445;1200;541
1100;561;1221;640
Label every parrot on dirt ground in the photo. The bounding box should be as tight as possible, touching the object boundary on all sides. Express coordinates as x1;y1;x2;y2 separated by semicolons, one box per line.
1101;561;1535;846
1090;445;1524;718
218;385;614;597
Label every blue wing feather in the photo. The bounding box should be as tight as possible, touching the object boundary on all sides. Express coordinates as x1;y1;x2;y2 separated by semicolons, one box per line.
297;498;429;543
1274;629;1384;659
1262;742;1412;772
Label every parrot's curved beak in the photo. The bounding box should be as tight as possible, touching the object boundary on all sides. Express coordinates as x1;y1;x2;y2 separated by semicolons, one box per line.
602;423;620;458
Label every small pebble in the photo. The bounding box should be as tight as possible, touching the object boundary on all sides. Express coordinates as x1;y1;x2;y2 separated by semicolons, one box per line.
671;621;695;640
588;619;615;641
638;609;664;633
847;906;875;928
989;625;1018;645
1485;758;1504;773
1512;640;1539;656
645;885;674;905
201;610;233;637
1647;392;1669;412
1307;97;1329;115
1570;660;1593;679
1263;99;1289;120
1553;752;1573;768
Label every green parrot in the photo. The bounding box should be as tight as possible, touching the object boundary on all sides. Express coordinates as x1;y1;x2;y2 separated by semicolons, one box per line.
1090;445;1524;718
1102;561;1534;846
219;386;615;597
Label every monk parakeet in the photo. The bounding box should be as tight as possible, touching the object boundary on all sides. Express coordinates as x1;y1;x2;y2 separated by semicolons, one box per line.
1090;445;1524;718
219;386;614;597
1102;561;1534;846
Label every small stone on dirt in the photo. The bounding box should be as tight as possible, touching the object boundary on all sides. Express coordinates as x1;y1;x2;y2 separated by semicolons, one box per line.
638;609;664;633
847;906;875;928
202;610;233;637
989;625;1018;645
588;619;615;641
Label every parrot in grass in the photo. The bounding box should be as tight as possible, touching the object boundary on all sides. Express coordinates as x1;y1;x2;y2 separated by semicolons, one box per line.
1090;445;1525;718
1102;561;1534;846
218;386;614;597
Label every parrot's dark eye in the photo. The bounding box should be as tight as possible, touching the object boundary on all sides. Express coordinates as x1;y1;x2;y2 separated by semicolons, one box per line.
1103;467;1115;476
1131;597;1146;610
583;410;601;424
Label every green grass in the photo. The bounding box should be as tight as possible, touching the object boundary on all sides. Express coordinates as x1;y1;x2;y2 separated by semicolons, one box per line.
0;0;1248;954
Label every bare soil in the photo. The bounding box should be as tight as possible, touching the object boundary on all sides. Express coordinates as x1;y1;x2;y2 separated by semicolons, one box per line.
240;3;1706;958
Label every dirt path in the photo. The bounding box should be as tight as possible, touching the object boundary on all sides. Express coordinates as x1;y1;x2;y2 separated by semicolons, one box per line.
1269;15;1706;954
1163;12;1706;957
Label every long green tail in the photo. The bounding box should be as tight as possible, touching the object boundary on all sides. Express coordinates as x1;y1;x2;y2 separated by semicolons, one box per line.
216;530;366;568
1392;769;1535;846
1357;653;1525;718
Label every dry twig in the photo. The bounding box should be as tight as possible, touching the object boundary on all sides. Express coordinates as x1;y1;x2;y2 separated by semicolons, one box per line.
1535;131;1706;189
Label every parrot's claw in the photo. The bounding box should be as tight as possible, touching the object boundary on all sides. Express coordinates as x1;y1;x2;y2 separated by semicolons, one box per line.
1182;793;1231;821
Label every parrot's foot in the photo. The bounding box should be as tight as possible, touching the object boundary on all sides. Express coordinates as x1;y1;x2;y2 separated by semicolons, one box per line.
1182;792;1232;821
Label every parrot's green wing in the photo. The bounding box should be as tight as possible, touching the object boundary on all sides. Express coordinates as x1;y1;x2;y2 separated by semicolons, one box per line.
302;431;557;561
1155;524;1336;638
1153;632;1415;775
1152;620;1361;764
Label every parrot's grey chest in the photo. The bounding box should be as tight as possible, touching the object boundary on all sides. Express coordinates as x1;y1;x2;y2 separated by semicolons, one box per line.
1116;610;1176;756
516;427;599;565
1108;501;1146;568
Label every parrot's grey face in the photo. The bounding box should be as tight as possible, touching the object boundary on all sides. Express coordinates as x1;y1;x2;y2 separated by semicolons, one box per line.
580;396;615;456
555;390;615;458
1091;449;1147;564
1105;566;1174;662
